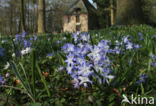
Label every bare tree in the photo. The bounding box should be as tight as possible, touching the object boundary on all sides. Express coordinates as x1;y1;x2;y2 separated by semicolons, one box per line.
20;0;25;31
37;0;45;33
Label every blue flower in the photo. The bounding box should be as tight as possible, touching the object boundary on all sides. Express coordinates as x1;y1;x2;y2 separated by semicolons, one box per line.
66;65;73;74
84;43;92;50
152;35;156;38
78;76;92;87
57;66;65;72
15;51;21;56
0;75;5;85
88;45;101;59
0;47;4;56
75;55;86;65
34;34;37;41
122;35;130;43
14;32;37;57
15;34;22;44
136;73;148;84
23;39;32;48
15;32;33;49
151;54;156;60
111;46;120;54
151;54;156;67
56;40;62;44
22;30;27;38
126;42;133;50
72;78;79;88
78;62;93;77
80;33;90;42
30;37;33;41
151;62;156;67
65;53;75;67
47;53;54;57
80;46;90;56
72;33;79;43
133;44;140;49
78;43;84;49
102;68;114;84
62;43;75;53
138;32;143;40
73;47;82;56
98;40;110;48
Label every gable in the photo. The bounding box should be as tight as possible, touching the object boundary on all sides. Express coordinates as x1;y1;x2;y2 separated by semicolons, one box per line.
65;0;96;15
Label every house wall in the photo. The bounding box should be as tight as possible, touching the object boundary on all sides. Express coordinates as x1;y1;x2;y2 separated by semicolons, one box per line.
63;15;76;32
80;14;88;32
63;14;88;32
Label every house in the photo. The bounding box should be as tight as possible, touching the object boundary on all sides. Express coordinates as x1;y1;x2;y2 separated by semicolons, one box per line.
63;0;99;32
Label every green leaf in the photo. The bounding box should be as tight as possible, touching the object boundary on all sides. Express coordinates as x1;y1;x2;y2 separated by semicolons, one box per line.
11;61;32;96
28;103;41;106
36;62;51;97
31;49;36;99
61;98;66;103
19;62;33;96
141;83;144;94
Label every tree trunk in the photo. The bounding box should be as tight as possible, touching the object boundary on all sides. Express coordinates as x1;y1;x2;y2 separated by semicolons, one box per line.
37;0;45;33
142;0;156;26
27;0;30;32
20;0;25;31
110;0;114;26
116;0;145;25
9;3;13;35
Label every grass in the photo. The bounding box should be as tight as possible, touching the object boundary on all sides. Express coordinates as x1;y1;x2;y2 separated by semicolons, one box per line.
0;25;156;105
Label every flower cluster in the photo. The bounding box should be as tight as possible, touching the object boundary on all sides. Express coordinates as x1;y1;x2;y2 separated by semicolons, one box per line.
15;31;31;47
21;47;32;55
120;35;140;51
14;31;37;56
105;35;140;55
62;32;114;88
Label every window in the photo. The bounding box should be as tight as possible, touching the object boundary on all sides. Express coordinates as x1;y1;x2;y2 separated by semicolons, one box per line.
76;25;80;31
67;16;70;23
75;8;81;14
74;8;81;31
76;15;80;23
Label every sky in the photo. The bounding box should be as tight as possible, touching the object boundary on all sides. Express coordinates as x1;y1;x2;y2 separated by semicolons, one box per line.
88;0;97;8
89;0;94;4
